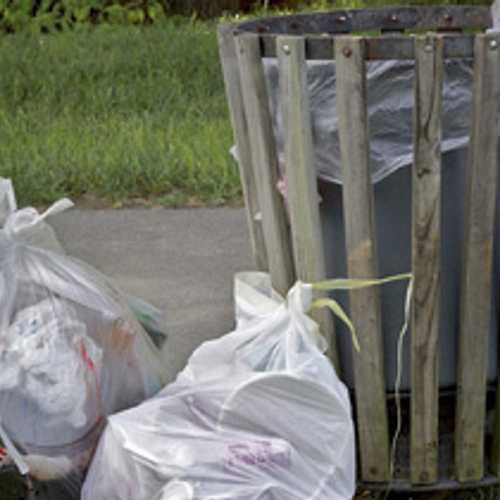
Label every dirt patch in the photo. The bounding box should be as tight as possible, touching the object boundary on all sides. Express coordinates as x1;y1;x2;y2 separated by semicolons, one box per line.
42;195;245;211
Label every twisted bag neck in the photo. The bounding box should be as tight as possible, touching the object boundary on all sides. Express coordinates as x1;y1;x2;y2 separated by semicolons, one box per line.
2;198;73;252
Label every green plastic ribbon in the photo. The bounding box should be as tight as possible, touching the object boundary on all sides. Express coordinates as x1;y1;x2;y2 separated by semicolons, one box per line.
312;272;413;486
311;273;413;352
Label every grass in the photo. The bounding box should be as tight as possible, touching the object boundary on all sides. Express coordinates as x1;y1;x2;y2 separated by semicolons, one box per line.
0;0;492;208
0;19;240;207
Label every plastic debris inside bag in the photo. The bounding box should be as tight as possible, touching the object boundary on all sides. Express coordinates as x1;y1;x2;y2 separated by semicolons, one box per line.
0;196;167;499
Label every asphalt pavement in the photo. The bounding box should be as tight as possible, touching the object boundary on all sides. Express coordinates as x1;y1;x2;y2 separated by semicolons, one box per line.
51;207;256;383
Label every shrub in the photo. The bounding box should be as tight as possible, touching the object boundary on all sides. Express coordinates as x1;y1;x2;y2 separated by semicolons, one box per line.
0;0;168;33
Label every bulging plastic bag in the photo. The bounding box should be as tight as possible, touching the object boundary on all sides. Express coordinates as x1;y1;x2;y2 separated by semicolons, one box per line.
82;272;355;500
0;178;168;349
0;199;168;499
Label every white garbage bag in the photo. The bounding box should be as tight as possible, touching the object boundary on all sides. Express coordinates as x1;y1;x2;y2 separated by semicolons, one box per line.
0;199;168;499
82;272;355;500
0;178;168;348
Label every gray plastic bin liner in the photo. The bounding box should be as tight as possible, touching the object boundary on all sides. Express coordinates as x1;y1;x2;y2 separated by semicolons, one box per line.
319;150;500;391
263;59;500;391
264;58;475;184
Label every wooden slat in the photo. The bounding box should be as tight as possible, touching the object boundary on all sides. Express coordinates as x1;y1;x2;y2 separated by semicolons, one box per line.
488;36;500;478
217;23;268;271
235;34;295;295
492;385;500;475
335;36;390;483
456;34;500;483
410;35;444;486
276;35;339;370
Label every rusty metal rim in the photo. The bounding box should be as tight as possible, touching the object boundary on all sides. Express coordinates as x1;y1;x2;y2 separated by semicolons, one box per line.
233;6;493;60
235;6;492;35
252;32;480;60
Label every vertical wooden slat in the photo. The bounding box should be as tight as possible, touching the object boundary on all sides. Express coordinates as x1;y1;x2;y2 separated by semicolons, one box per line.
490;34;500;477
410;35;444;486
236;33;295;296
456;34;500;483
276;36;339;370
492;384;500;475
335;36;390;482
217;23;268;271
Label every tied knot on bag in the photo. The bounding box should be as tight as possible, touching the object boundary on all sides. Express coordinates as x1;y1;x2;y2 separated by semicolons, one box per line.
286;281;314;316
3;199;73;241
1;198;73;253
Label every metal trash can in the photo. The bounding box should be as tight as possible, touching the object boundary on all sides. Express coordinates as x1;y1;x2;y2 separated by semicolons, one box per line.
219;5;500;493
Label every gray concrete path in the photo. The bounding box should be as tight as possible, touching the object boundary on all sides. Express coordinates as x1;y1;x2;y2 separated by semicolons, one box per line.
51;207;256;382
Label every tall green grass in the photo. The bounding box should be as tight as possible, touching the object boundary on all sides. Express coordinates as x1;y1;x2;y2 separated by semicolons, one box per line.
0;20;240;207
0;0;492;207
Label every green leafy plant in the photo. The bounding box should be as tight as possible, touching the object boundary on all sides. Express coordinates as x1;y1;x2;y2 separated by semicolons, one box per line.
0;0;169;33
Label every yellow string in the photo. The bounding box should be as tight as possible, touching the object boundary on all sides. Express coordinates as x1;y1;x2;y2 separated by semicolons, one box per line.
313;273;412;291
312;297;361;351
386;277;413;496
311;272;412;352
311;272;414;489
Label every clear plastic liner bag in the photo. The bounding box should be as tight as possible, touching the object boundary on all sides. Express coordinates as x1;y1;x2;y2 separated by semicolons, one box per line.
0;178;168;348
82;272;355;500
264;56;475;184
0;200;168;499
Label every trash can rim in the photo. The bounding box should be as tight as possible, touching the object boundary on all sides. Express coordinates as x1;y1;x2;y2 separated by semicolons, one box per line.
232;6;492;61
235;6;492;36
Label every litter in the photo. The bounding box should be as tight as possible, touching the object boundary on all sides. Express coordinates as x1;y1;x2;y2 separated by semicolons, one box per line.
82;272;355;500
0;178;168;349
0;190;168;499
